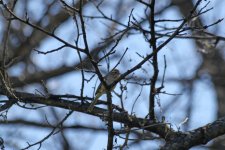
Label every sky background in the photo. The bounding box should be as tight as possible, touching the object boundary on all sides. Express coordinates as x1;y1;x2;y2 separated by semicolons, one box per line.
1;0;225;149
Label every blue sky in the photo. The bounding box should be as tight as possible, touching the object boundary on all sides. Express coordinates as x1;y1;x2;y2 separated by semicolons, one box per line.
1;0;224;149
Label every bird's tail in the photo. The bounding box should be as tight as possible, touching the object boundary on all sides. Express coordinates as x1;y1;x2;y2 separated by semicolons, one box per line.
87;93;101;112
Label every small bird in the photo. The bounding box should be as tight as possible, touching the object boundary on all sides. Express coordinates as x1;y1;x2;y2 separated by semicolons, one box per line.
87;69;120;112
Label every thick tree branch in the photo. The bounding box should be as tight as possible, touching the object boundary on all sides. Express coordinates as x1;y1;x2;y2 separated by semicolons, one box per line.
161;116;225;150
